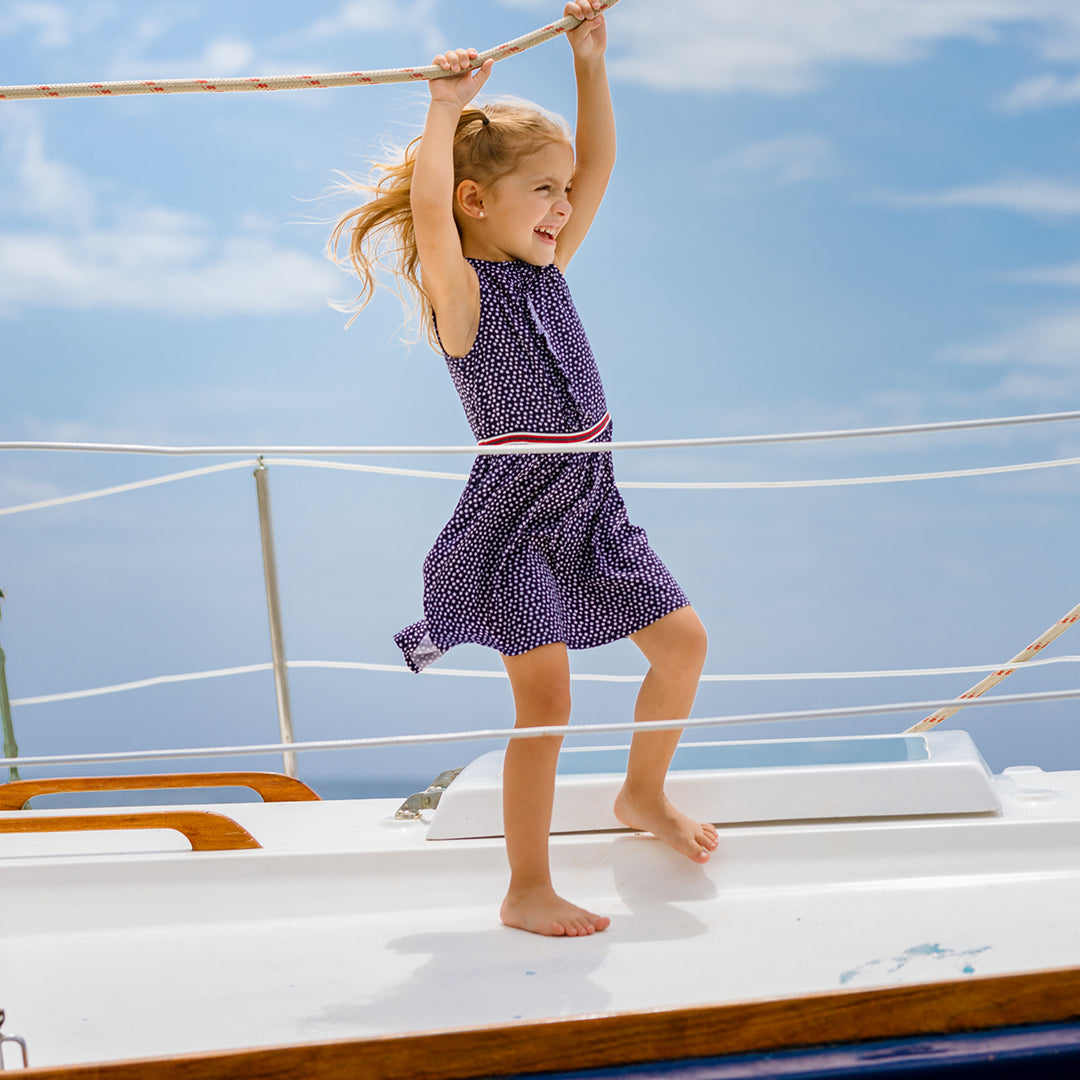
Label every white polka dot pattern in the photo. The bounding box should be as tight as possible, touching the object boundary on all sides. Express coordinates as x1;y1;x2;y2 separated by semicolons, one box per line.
394;259;689;672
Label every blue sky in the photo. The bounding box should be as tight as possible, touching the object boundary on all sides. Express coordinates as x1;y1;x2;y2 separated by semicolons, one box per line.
2;0;1080;796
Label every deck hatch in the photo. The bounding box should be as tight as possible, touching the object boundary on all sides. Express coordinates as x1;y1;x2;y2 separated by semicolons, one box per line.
427;731;999;840
554;736;929;777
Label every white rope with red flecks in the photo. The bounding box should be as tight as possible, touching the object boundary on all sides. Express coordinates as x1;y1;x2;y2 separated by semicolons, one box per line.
905;600;1080;732
0;0;621;102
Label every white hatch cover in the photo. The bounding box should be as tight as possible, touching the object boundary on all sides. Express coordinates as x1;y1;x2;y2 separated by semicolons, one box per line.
426;730;1001;840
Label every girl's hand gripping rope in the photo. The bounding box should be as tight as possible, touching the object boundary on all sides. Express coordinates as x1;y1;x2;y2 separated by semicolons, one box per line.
565;1;608;58
429;48;494;108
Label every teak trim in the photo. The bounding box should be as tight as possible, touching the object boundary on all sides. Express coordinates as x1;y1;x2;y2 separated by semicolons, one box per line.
0;810;261;851
16;964;1080;1080
0;772;320;810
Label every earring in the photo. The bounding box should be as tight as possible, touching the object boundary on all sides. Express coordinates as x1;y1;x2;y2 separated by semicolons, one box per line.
479;211;485;218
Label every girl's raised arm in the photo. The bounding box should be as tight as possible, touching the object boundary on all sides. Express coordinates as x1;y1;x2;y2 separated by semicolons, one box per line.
556;1;616;271
411;50;493;356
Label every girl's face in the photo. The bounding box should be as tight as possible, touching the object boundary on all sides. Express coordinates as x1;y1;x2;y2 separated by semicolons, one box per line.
463;141;575;265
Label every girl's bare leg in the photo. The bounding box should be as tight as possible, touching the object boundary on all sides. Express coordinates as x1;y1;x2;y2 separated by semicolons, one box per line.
499;642;611;936
615;606;719;863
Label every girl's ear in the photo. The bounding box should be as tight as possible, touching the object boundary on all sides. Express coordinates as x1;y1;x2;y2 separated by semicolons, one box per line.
456;180;486;221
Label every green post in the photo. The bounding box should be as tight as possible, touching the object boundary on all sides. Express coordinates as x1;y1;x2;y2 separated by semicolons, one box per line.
0;589;21;782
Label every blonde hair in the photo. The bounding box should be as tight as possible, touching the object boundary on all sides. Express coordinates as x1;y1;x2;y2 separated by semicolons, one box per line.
329;99;572;348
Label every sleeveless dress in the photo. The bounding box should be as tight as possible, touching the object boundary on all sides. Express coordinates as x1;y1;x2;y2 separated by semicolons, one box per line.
394;258;689;673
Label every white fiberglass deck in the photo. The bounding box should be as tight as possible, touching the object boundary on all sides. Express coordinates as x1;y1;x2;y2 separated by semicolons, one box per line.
3;754;1080;1070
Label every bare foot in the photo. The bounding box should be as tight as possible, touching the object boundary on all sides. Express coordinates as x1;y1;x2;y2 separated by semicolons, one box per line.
613;788;719;863
500;884;611;937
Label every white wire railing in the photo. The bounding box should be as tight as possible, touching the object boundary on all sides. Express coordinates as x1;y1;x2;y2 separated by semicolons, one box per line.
3;686;1079;771
4;450;1080;518
4;406;1080;456
3;407;1080;773
10;654;1080;709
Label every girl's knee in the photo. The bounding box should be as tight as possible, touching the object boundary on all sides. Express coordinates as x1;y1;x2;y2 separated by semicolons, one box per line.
677;620;708;675
512;679;571;727
637;606;708;674
503;643;572;725
665;607;708;657
678;608;708;656
529;685;572;725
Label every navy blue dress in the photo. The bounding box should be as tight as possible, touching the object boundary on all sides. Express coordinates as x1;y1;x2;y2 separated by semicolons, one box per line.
394;258;689;673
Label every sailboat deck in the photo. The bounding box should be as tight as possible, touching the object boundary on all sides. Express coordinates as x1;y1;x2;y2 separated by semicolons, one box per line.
4;765;1080;1071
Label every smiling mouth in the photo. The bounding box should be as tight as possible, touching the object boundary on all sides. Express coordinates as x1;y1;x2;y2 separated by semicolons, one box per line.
534;226;558;243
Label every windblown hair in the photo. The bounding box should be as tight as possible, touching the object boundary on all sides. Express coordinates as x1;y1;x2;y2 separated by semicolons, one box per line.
329;99;572;348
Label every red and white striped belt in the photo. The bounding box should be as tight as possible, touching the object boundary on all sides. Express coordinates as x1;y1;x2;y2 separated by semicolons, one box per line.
477;412;611;448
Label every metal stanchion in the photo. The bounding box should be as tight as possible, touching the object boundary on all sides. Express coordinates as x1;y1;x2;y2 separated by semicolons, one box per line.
0;589;21;782
253;460;297;778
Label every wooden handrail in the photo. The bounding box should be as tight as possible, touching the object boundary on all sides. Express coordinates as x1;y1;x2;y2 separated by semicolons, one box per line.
0;810;261;851
0;771;320;810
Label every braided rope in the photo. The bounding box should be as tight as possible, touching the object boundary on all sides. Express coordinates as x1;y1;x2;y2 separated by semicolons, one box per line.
0;0;621;103
905;600;1080;733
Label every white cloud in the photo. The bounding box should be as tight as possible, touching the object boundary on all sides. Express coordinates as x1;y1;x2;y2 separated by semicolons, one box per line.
1001;70;1080;112
710;135;833;189
1013;261;1080;287
298;0;398;40
947;309;1080;371
598;0;1080;94
112;36;257;79
0;471;64;509
0;111;96;227
189;38;256;76
939;305;1080;418
282;0;444;59
0;3;257;81
0;227;338;318
894;177;1080;218
0;1;111;49
0;114;339;319
936;250;1080;406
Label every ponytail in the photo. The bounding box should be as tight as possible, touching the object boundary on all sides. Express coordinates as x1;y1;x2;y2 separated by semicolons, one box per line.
330;99;571;348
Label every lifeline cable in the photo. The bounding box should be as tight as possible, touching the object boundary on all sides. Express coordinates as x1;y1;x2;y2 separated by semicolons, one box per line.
3;685;1080;770
11;654;1080;709
905;601;1080;733
0;460;257;517
5;451;1080;518
3;408;1080;457
0;0;621;102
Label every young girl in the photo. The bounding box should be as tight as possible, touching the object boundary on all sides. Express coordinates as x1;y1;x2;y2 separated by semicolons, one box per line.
333;1;718;937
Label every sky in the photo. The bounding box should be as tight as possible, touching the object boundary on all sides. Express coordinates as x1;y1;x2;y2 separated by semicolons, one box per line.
2;0;1080;800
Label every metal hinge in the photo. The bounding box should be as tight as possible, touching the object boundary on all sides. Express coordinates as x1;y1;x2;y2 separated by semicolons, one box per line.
394;767;464;820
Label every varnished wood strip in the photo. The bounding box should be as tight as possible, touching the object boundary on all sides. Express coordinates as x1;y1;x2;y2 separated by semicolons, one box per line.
0;772;320;810
16;964;1080;1079
0;810;261;851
